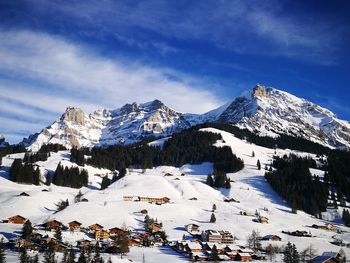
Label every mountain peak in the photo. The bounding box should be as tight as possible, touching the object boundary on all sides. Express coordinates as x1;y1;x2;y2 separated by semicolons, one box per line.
61;107;86;125
0;134;9;148
252;84;270;98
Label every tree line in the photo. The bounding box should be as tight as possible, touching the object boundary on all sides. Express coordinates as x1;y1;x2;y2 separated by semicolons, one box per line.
70;129;244;176
52;163;88;189
9;159;41;185
265;154;328;216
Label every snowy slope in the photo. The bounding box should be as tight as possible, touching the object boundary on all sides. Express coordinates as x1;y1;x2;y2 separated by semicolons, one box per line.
2;128;349;262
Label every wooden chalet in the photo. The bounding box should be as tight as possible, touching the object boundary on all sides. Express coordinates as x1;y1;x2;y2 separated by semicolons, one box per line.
52;243;68;252
128;238;142;247
77;239;92;249
312;224;335;231
68;220;82;230
237;252;252;262
148;223;162;232
311;252;339;263
185;223;200;233
95;229;110;241
261;234;282;241
88;223;104;231
123;196;170;204
109;227;129;236
184;242;202;253
258;216;269;224
43;220;63;231
8;215;27;224
15;239;40;251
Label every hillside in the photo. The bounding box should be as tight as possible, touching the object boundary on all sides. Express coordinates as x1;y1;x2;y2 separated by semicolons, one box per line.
1;127;349;262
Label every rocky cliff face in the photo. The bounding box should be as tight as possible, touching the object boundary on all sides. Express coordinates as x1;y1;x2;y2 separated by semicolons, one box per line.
0;135;9;148
22;85;350;151
23;100;190;151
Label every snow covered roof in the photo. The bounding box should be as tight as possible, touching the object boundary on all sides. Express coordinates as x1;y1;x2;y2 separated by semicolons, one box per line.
311;252;338;263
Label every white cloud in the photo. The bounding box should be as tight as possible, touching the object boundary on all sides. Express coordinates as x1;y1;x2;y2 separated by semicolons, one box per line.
0;30;224;143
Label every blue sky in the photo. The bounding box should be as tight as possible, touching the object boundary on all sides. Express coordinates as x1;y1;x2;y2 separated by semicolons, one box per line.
0;0;350;143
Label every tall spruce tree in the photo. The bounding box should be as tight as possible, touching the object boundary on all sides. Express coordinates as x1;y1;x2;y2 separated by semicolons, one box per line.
257;159;261;170
43;246;56;263
92;243;102;263
210;213;216;223
54;227;62;241
67;249;75;263
22;220;33;239
78;249;87;263
0;239;6;263
100;176;110;190
19;248;28;263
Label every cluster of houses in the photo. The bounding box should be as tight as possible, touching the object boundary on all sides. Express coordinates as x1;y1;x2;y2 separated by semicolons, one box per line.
3;215;132;254
311;223;335;231
2;212;170;255
171;224;280;262
123;195;170;204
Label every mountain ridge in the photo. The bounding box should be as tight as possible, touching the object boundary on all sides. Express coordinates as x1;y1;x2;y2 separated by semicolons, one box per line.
22;85;350;151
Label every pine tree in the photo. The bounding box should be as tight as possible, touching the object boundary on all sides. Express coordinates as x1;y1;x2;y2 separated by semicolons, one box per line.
19;248;28;263
206;175;213;187
210;213;216;223
211;245;220;261
33;167;40;185
0;239;6;263
85;247;92;263
67;249;75;263
54;227;62;241
78;249;87;263
257;160;261;170
22;220;33;239
291;243;299;263
283;242;294;263
100;176;110;190
92;243;102;263
43;246;56;263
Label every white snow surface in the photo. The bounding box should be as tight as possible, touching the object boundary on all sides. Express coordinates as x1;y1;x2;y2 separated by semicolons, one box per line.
2;127;350;262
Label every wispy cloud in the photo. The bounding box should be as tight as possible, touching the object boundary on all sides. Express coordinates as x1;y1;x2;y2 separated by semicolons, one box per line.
27;0;345;64
0;29;224;143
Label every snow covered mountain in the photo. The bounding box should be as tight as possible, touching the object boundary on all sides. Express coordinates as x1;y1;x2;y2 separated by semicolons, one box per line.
23;100;191;151
209;85;350;150
0;134;9;148
22;85;350;151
